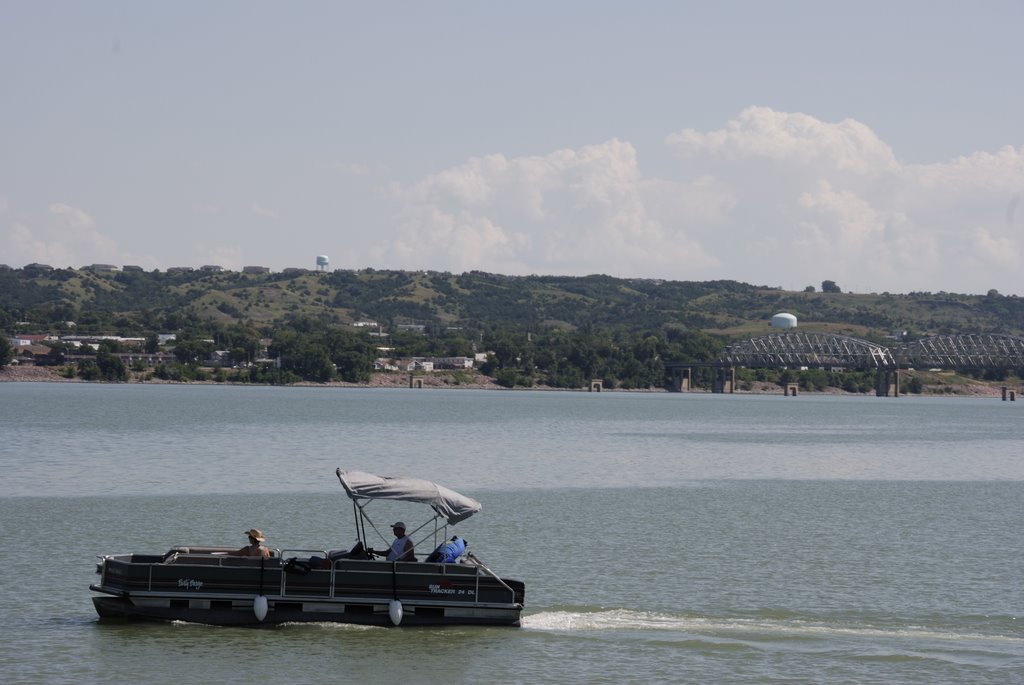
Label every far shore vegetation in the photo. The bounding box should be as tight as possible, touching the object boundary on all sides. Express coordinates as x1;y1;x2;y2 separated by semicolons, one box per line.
2;266;1021;394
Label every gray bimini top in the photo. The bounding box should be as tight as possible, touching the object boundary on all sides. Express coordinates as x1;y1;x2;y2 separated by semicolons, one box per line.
335;468;482;525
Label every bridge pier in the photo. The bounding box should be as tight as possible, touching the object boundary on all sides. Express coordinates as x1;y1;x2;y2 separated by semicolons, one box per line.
875;369;900;397
669;367;691;392
711;366;734;394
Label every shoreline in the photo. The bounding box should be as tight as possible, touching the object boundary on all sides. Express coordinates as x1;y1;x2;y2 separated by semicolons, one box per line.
1;365;1017;398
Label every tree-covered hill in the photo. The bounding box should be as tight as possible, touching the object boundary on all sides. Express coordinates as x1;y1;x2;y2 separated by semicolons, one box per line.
1;266;1022;340
3;266;1022;391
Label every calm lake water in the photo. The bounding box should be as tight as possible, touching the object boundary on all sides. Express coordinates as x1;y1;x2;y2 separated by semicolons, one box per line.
1;383;1022;684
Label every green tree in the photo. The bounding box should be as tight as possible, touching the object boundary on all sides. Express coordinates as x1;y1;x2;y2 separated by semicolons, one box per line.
172;338;214;365
0;334;13;368
77;359;102;380
95;351;128;381
285;342;334;382
334;349;372;382
905;374;923;394
821;280;841;293
98;339;123;354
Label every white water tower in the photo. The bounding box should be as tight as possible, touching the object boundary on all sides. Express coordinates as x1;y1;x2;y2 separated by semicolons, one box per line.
316;255;329;271
771;312;798;329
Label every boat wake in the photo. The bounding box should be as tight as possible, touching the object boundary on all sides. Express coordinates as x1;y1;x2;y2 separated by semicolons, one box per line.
279;621;381;631
522;608;1023;646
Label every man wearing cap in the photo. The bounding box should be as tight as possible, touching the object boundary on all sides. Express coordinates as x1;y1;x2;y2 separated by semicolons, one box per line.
384;522;415;562
228;528;271;558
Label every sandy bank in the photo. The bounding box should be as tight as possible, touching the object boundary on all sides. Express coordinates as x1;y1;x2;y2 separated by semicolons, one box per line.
1;365;1016;397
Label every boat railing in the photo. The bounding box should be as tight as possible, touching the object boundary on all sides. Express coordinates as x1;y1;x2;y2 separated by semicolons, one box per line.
166;546;237;555
465;552;520;606
269;552;515;606
279;548;329;559
163;547;284;565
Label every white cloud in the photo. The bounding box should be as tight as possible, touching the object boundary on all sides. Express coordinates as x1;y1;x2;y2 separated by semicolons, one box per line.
659;109;1024;292
48;202;99;230
5;108;1022;295
666;106;901;175
251;204;280;219
10;221;67;266
373;107;1020;292
969;225;1020;268
797;181;884;253
192;243;245;272
377;139;717;275
3;202;156;269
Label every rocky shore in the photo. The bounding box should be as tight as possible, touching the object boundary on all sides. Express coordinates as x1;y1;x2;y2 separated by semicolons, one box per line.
0;366;78;382
2;364;1018;397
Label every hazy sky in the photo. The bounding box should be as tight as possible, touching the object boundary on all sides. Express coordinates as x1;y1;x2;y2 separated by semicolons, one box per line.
3;2;1023;295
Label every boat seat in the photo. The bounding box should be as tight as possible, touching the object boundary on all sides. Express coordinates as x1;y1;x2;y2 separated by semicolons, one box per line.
219;556;279;567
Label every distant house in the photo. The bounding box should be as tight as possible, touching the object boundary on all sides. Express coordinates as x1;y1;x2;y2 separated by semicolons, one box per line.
122;265;144;272
114;352;177;366
204;350;232;367
24;263;54;272
85;263;118;272
13;344;54;365
14;334;56;346
282;267;311;275
431;356;474;369
381;355;475;371
200;265;224;272
403;358;434;372
60;334;144;348
57;351;177;367
397;324;426;333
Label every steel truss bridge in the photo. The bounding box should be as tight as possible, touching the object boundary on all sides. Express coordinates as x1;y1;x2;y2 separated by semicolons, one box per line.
666;333;1024;395
720;333;1024;370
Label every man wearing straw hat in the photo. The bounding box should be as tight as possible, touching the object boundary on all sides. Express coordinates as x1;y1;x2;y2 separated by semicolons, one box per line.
228;528;271;558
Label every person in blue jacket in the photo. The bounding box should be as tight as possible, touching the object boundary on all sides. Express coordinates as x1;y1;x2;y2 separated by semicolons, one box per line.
426;535;466;563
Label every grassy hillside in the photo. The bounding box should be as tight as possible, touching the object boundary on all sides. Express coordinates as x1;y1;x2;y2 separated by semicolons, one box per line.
1;266;1022;340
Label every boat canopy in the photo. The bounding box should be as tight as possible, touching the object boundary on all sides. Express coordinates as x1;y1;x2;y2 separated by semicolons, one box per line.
335;469;482;525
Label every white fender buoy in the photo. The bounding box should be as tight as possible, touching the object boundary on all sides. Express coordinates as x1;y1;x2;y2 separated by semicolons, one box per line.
388;599;403;626
254;595;268;622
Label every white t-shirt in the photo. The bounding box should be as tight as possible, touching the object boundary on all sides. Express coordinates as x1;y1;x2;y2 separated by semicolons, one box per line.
387;535;412;561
